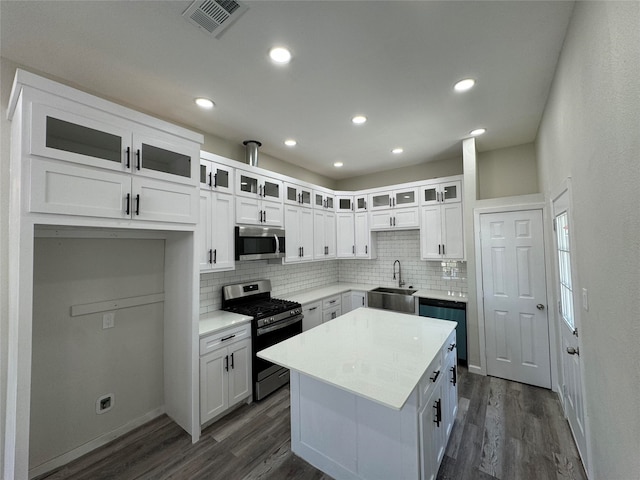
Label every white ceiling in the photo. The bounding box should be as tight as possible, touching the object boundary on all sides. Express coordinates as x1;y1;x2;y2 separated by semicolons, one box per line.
1;1;574;180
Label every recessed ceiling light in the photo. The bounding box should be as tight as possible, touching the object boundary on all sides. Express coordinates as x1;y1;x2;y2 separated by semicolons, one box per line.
195;97;215;109
351;115;367;125
470;128;486;136
392;147;404;154
454;78;476;92
334;161;344;168
284;139;297;147
269;47;292;64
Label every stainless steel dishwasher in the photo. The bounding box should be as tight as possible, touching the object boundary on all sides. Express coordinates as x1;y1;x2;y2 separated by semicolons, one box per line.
418;297;467;364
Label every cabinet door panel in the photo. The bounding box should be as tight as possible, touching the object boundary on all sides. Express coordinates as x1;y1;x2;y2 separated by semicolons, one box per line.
211;193;235;270
235;197;261;225
228;340;251;407
370;192;392;210
421;206;442;259
369;211;392;230
132;177;198;224
354;212;371;258
262;201;283;227
394;207;420;228
442;203;464;259
324;212;336;258
30;158;130;219
300;208;315;261
200;349;228;424
134;133;197;185
31;103;130;172
336;213;355;258
302;302;322;332
199;191;214;271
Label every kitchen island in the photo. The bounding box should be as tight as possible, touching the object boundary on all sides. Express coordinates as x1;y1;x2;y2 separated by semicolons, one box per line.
258;308;458;480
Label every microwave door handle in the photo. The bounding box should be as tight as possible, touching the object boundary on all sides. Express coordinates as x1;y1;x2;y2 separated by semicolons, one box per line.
274;234;280;254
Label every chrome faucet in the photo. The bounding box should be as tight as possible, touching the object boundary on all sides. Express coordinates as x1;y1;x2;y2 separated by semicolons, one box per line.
393;260;405;288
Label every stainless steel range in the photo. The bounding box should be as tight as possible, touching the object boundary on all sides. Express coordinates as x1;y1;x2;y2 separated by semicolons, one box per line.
221;279;303;401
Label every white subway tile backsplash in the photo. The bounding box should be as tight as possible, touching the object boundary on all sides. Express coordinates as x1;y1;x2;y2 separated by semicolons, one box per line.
199;230;466;314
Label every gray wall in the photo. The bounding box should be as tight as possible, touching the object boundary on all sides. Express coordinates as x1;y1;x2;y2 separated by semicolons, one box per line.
335;156;463;191
536;2;640;478
30;238;165;469
477;143;538;199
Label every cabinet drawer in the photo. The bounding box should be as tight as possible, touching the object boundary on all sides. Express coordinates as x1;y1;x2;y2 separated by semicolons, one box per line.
322;306;341;323
200;323;251;356
442;330;457;360
419;353;443;409
322;295;341;310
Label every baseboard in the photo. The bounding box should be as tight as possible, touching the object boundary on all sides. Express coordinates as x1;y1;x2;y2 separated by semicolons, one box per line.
28;406;165;479
467;364;484;375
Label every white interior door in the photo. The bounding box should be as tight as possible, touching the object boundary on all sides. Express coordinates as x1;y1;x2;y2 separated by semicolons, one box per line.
480;209;551;388
552;189;588;466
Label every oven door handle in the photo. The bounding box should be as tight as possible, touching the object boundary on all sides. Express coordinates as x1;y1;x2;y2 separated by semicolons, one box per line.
257;315;303;336
274;234;280;254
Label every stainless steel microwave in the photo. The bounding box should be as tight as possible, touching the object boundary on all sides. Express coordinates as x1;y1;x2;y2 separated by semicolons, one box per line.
235;226;286;261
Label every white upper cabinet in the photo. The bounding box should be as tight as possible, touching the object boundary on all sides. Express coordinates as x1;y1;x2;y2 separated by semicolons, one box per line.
355;194;368;212
336;213;356;258
336;195;354;212
420;180;461;205
199;188;235;272
235;169;283;203
284;182;312;208
313;190;335;210
200;159;234;194
314;210;336;259
284;205;314;263
368;187;419;211
420;203;464;260
31;102;199;186
21;75;202;225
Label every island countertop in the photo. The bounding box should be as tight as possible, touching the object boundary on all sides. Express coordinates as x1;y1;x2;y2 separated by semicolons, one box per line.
257;308;456;410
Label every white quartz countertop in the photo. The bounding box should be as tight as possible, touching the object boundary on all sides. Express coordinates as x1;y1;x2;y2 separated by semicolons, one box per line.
282;283;466;305
199;310;252;337
258;308;457;410
283;283;377;305
412;289;468;303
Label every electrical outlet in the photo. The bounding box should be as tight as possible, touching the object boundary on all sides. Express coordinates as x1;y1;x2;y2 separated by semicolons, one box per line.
96;393;114;414
103;312;115;329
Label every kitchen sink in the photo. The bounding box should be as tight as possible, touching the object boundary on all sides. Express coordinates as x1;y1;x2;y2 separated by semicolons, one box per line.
367;287;417;314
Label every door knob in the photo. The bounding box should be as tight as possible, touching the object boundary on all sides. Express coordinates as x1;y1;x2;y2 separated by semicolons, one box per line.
536;304;545;310
566;346;579;355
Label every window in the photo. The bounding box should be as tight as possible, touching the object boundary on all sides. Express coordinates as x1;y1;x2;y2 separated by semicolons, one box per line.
555;211;574;330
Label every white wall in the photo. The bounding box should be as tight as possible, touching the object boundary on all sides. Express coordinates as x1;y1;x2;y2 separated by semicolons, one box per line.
338;230;467;294
477;143;538;199
536;2;640;478
30;238;165;470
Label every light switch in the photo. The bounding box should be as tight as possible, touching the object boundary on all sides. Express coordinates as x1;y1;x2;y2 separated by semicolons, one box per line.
103;312;115;329
582;288;589;311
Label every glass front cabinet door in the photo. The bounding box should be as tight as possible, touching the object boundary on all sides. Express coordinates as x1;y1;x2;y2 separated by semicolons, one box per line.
200;160;234;194
31;103;198;184
421;181;462;205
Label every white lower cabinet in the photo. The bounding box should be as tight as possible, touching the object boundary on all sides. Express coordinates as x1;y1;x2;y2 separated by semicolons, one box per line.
200;324;251;425
341;291;366;314
322;295;342;322
302;301;322;332
420;382;446;480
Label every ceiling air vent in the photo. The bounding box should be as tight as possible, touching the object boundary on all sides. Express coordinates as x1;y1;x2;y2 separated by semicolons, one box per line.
182;0;248;38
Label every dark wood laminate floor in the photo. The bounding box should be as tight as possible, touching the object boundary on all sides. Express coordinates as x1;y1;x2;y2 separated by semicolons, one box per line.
35;367;587;480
